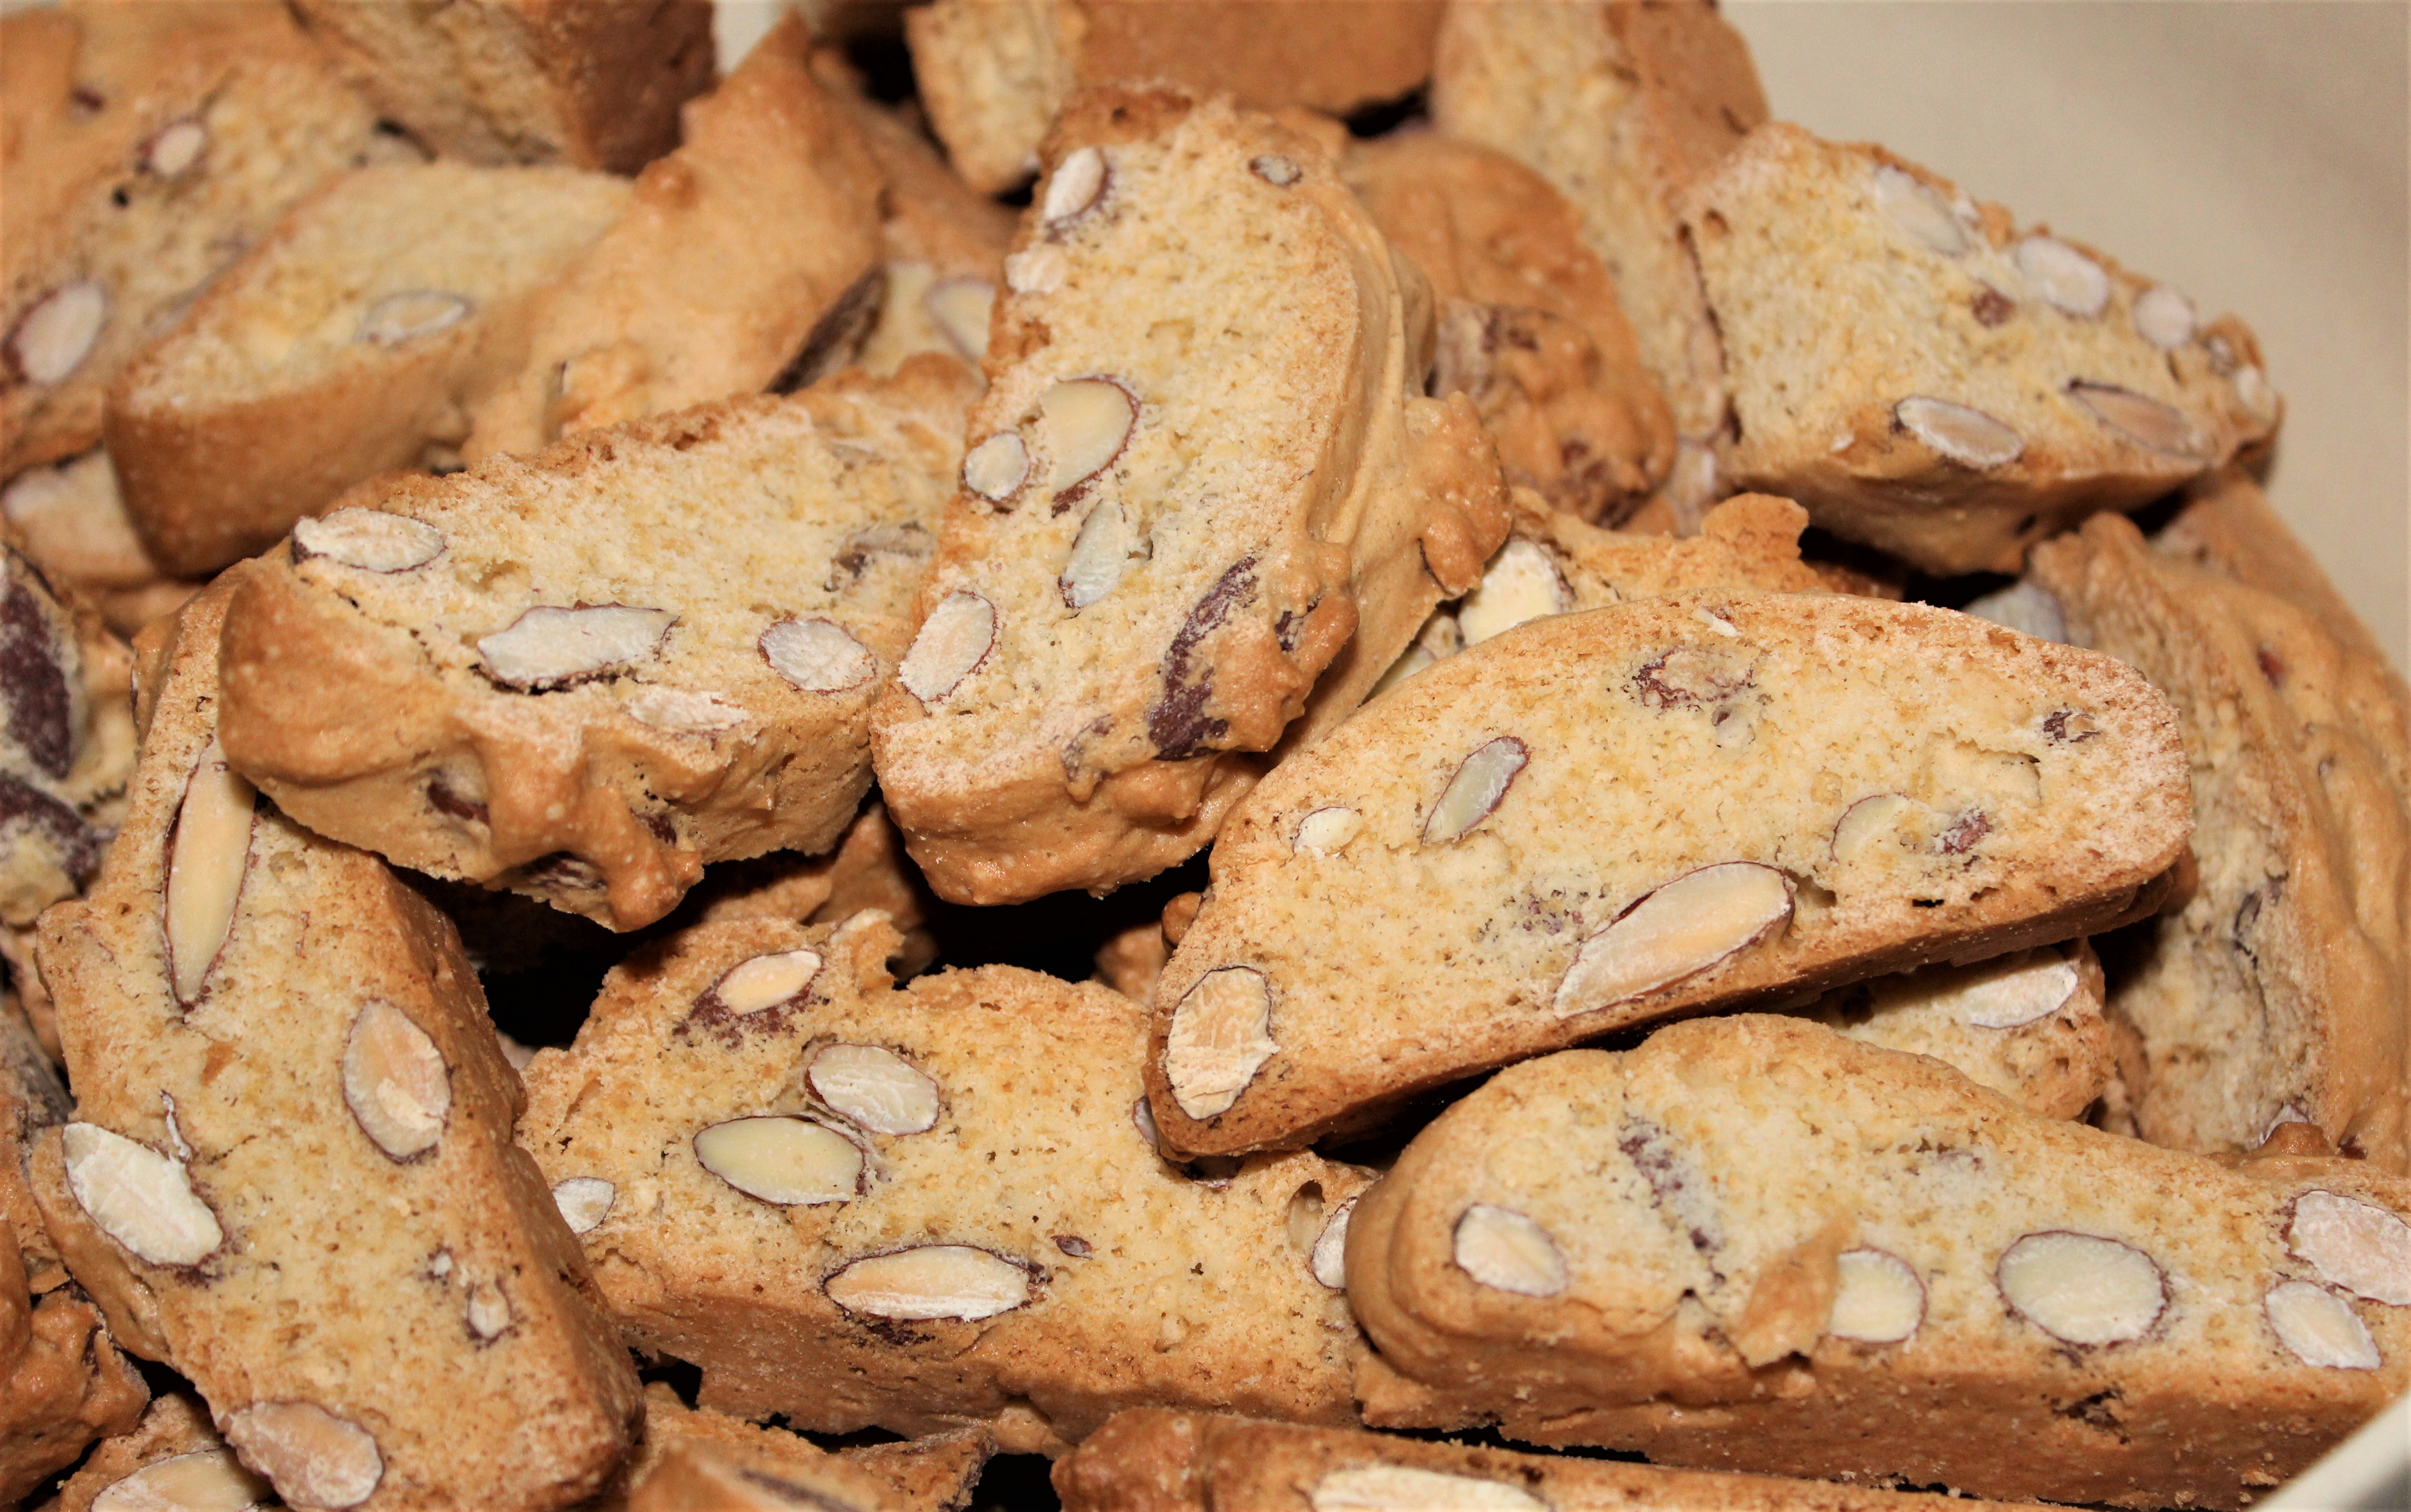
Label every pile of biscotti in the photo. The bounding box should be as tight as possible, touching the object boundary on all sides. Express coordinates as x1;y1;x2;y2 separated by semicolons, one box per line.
1;3;2404;1510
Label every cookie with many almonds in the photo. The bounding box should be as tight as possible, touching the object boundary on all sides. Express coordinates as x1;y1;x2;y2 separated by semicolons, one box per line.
1345;1016;2411;1510
1146;590;2189;1157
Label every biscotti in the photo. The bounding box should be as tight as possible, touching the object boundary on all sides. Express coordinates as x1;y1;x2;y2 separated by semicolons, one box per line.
518;911;1372;1453
1683;122;2280;574
2028;514;2410;1170
870;85;1507;905
463;16;884;460
598;1383;989;1512
1345;133;1675;525
32;572;642;1511
1054;1409;2038;1512
37;1393;261;1512
906;0;1442;193
290;0;715;174
105;160;631;577
216;357;976;931
0;541;134;932
0;451;195;638
1146;590;2190;1157
2;1;411;476
1344;1016;2411;1509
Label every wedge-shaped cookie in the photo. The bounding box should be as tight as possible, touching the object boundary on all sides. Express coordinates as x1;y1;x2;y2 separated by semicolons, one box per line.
519;912;1371;1453
1346;1016;2411;1509
1684;123;2279;575
289;0;714;174
463;16;883;461
2;1;412;475
0;450;193;637
1146;590;2190;1157
2027;514;2410;1170
872;87;1508;905
594;1384;990;1512
40;1394;264;1512
32;572;640;1512
106;161;631;577
0;542;133;932
1055;1409;2041;1512
217;358;975;931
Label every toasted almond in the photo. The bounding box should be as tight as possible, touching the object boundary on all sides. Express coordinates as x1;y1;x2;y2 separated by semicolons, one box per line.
1043;146;1108;222
1164;965;1277;1120
962;432;1029;502
2013;236;2109;317
63;1122;221;1267
92;1446;268;1512
1829;1248;1925;1343
2133;286;2196;349
1872;164;1969;255
340;999;451;1162
1423;737;1527;845
824;1245;1030;1321
292;508;443;572
1552;863;1790;1018
925;277;994;359
1996;1231;2165;1345
1037;379;1136;496
2288;1191;2411;1304
2266;1280;2381;1369
165;742;256;1007
1458;540;1572;647
11;281;106;384
477;605;674;691
1294;805;1363;858
1896;396;2023;469
1452;1203;1567;1296
808;1043;940;1135
222;1403;381;1511
694;1116;861;1206
552;1176;615;1234
898;590;996;703
1312;1467;1545;1511
760;617;873;693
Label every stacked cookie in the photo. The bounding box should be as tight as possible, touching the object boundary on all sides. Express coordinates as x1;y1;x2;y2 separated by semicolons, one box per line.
0;3;2401;1511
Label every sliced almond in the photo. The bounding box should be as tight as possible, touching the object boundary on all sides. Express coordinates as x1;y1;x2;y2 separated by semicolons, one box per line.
1829;1248;1925;1343
1459;540;1572;647
552;1176;615;1235
1004;243;1068;296
477;605;674;692
340;999;451;1162
1164;965;1277;1120
1829;793;1913;866
1996;1231;2165;1345
627;686;746;732
1552;863;1791;1018
1043;145;1108;222
358;289;473;345
694;1116;861;1206
466;1281;511;1340
1630;645;1751;710
1132;1095;1163;1153
2133;286;2196;349
824;1245;1030;1321
1312;1194;1358;1289
1312;1467;1545;1511
760;617;873;693
141;118;208;176
705;949;823;1018
925;277;994;359
808;1043;940;1135
1250;154;1304;188
1452;1203;1567;1297
2265;1280;2381;1370
291;508;444;572
1895;396;2023;469
222;1403;382;1512
1871;164;1969;255
1060;500;1146;609
2068;381;2208;458
898;590;996;703
63;1122;221;1267
1936;952;2080;1029
1294;805;1362;858
962;432;1029;502
2288;1191;2411;1304
11;281;106;384
2013;236;2110;317
1423;737;1527;845
1036;379;1136;497
2234;364;2280;424
93;1446;270;1512
166;742;257;1007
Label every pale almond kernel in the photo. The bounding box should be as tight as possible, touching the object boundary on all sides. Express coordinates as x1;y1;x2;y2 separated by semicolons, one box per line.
141;118;208;176
1036;379;1136;495
808;1043;940;1135
466;1282;511;1340
1164;965;1277;1120
92;1446;269;1512
63;1121;221;1267
925;277;994;359
166;742;257;1007
340;999;451;1162
552;1176;615;1234
1004;244;1068;296
358;289;472;345
1060;500;1146;610
222;1403;382;1512
2288;1191;2411;1304
1452;1203;1568;1297
1311;1194;1358;1289
2133;286;2196;349
11;281;106;384
1829;1248;1925;1343
1895;396;2023;469
1829;793;1914;866
707;949;823;1016
1312;1467;1545;1512
291;507;443;572
1294;805;1362;858
1941;952;2080;1029
760;617;873;693
2013;236;2110;317
1552;862;1791;1019
962;432;1029;502
1871;165;1969;256
1996;1231;2165;1345
824;1245;1030;1321
1250;154;1304;188
898;590;996;703
2234;364;2280;424
694;1116;861;1206
626;686;746;733
1423;737;1527;845
1043;145;1107;222
2068;381;2209;459
2265;1280;2381;1369
1458;540;1572;647
477;605;674;692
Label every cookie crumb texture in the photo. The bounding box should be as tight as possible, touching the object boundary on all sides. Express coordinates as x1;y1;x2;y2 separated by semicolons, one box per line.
519;912;1369;1452
1345;1016;2411;1510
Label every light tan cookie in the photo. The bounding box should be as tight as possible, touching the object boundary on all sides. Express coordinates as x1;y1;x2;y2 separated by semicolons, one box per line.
1684;122;2279;575
2156;468;2400;672
289;0;714;174
37;1393;264;1512
0;542;132;933
2;1;413;476
0;450;197;636
463;16;884;461
518;912;1372;1454
1054;1408;2041;1512
2027;514;2410;1171
1146;590;2190;1157
592;1384;990;1512
105;160;631;577
216;358;975;931
1345;1016;2411;1509
871;85;1507;905
33;571;641;1511
905;0;1441;193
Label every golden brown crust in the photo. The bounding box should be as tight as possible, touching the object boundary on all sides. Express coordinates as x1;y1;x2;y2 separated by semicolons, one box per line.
593;1385;990;1512
2156;468;2399;672
40;1393;229;1512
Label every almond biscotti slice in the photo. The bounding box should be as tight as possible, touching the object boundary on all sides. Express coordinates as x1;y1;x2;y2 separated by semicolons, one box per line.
216;357;976;931
289;0;714;174
104;161;631;577
0;450;195;638
2027;514;2410;1170
518;911;1373;1454
1684;123;2280;575
463;16;883;461
0;541;134;932
30;571;641;1511
2;1;414;476
1345;133;1675;526
871;87;1508;905
1345;1015;2411;1509
1055;1409;2040;1512
40;1394;264;1512
1145;590;2190;1157
594;1384;990;1512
